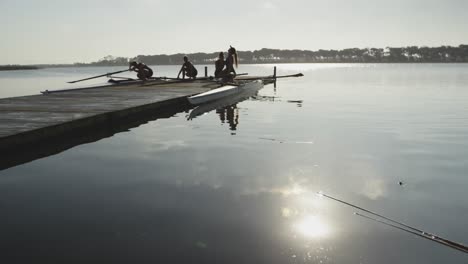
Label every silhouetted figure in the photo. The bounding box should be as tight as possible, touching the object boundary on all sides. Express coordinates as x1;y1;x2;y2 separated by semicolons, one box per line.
177;56;198;79
226;105;238;130
220;46;238;82
217;108;226;123
214;52;225;78
216;104;239;131
129;61;153;80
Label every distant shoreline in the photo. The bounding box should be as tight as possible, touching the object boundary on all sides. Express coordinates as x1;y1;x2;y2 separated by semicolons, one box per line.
3;45;467;68
3;61;468;70
0;65;39;71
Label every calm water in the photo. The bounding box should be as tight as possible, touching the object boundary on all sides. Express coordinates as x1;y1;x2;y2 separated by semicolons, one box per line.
0;64;467;263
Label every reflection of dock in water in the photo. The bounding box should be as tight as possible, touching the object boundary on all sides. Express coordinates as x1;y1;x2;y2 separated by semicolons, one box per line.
0;102;191;171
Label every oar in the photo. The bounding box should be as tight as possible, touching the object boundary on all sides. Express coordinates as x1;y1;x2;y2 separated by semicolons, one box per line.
236;73;303;81
67;69;130;83
230;72;249;77
108;76;135;80
355;213;468;253
141;78;195;87
319;192;468;253
273;73;304;79
156;76;193;81
156;73;249;81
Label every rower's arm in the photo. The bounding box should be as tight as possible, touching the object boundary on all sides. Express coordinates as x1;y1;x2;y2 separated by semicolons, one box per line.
177;64;187;79
177;67;183;79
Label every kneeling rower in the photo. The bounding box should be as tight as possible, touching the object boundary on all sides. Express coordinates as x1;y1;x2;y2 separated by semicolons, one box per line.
177;56;198;79
129;61;153;80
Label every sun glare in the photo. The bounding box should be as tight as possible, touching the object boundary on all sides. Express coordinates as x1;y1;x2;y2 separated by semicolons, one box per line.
294;215;330;238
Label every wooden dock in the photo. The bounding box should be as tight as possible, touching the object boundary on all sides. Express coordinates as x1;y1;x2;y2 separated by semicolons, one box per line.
0;80;218;170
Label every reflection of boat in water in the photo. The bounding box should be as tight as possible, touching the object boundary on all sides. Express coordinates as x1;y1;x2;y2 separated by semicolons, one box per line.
187;81;264;120
187;81;263;105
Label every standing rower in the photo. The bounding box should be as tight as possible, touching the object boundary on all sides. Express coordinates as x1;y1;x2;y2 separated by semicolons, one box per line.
129;61;153;80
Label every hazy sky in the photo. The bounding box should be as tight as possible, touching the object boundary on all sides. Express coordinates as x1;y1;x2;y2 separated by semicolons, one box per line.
1;0;467;64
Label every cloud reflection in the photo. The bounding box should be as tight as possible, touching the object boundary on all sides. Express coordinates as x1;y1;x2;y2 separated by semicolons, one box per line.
362;178;386;200
348;160;387;200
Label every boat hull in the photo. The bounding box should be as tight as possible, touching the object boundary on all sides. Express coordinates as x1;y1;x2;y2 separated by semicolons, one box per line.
187;81;263;105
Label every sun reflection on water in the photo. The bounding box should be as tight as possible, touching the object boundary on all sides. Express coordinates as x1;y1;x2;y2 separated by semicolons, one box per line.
293;215;331;238
277;182;333;240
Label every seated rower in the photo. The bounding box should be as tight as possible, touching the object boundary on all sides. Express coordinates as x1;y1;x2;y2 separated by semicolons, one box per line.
177;56;198;79
214;52;225;78
129;61;153;80
220;46;238;82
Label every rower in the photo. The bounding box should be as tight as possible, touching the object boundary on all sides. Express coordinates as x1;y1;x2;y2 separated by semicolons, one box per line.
177;56;198;79
220;46;238;82
129;61;153;80
214;52;225;78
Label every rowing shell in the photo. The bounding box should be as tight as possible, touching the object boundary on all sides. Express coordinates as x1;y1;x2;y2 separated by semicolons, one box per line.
188;80;264;120
187;81;263;105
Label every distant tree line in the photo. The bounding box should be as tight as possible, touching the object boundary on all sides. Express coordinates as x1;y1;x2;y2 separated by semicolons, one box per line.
74;45;468;66
0;65;39;71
